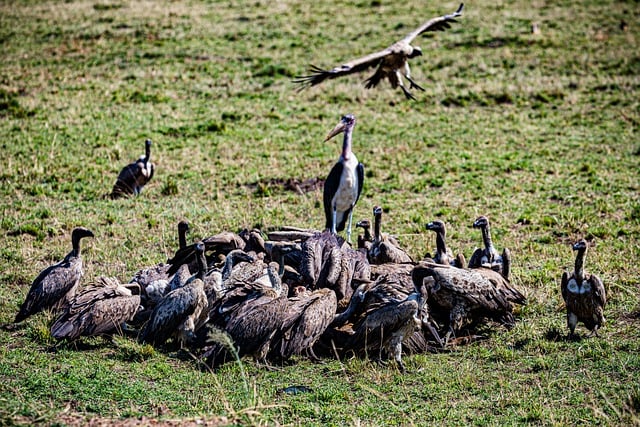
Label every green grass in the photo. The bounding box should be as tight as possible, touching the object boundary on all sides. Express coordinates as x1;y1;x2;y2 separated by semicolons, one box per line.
1;0;639;425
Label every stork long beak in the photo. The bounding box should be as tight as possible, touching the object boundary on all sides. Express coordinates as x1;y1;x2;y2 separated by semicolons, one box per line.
324;121;346;141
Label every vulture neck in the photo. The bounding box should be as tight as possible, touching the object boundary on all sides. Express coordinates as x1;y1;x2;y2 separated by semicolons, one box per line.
145;140;152;163
574;247;586;283
178;227;188;250
435;229;448;258
363;225;372;241
373;211;382;244
481;224;495;258
70;232;86;258
221;252;243;282
195;250;207;280
267;264;283;296
331;283;367;327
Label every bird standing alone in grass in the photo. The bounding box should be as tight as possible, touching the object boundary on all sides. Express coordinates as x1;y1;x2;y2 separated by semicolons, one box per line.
294;4;464;100
561;239;606;338
110;139;155;199
323;114;364;244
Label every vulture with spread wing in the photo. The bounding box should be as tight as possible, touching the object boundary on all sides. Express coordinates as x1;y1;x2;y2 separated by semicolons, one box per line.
294;4;464;100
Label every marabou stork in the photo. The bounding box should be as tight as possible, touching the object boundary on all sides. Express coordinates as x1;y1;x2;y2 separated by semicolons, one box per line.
294;4;464;100
323;114;364;244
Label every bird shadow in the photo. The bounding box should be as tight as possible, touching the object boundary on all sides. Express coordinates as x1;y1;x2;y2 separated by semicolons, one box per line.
544;327;582;343
0;322;24;332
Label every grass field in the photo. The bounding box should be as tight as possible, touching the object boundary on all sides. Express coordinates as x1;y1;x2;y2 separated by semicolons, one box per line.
1;0;639;425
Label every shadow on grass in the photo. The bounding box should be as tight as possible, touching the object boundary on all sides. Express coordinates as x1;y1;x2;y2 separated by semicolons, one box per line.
544;327;585;343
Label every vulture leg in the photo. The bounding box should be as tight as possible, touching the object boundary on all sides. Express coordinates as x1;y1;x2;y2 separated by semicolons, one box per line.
567;311;578;338
405;75;425;92
422;316;444;348
403;63;424;92
306;347;322;362
332;209;338;235
399;83;416;100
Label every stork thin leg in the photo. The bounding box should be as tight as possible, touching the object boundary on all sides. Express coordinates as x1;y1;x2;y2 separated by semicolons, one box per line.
331;209;337;234
346;211;354;244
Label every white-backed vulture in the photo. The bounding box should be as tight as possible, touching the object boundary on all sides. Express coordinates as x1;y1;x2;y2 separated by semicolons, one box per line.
294;4;464;100
15;227;94;323
561;239;606;337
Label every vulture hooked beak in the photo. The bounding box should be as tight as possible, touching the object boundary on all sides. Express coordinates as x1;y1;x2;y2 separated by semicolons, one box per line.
409;46;423;58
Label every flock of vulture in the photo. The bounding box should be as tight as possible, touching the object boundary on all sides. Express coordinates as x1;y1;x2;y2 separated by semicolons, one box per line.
10;3;607;373
11;123;605;372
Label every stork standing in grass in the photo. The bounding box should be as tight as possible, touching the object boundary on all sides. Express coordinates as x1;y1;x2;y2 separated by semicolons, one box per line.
323;114;364;244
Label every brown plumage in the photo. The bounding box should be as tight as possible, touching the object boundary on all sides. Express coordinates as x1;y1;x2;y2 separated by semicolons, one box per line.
472;267;526;307
139;242;208;347
424;220;465;268
332;274;425;372
355;218;373;251
131;220;191;307
468;215;511;281
15;227;94;323
50;277;140;340
202;263;287;366
167;228;265;276
110;139;155;199
273;287;338;361
368;206;413;265
561;239;606;337
411;262;523;341
300;230;370;308
294;4;464;100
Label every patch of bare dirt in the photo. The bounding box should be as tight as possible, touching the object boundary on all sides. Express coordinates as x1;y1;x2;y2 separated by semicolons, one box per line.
245;177;324;195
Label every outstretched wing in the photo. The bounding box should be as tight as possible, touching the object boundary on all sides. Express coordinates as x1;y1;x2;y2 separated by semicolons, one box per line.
293;47;393;89
399;3;464;45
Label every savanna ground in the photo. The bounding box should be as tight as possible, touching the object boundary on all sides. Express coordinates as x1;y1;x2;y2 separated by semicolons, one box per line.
0;0;639;425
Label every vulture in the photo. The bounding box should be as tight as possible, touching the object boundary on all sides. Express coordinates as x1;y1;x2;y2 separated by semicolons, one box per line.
468;215;511;281
299;230;370;308
201;262;287;367
355;218;373;251
368;206;413;265
561;239;606;337
328;276;426;372
294;4;464;100
50;276;141;340
166;228;265;276
131;220;191;306
272;287;338;361
424;220;465;268
110;139;155;199
15;227;94;323
411;262;524;342
323;114;364;244
139;242;208;347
